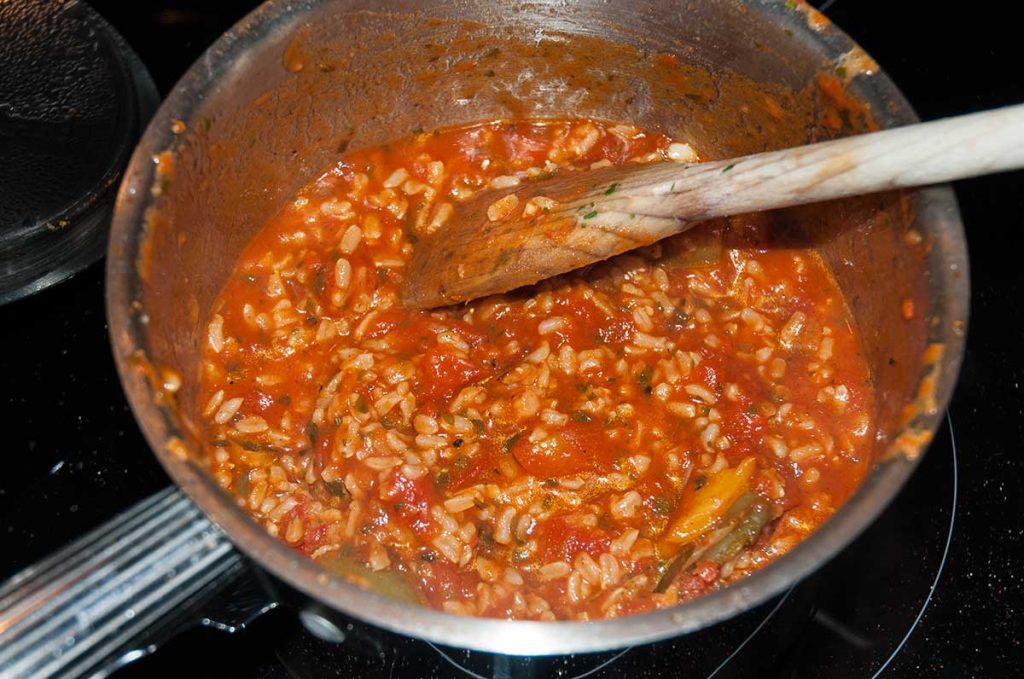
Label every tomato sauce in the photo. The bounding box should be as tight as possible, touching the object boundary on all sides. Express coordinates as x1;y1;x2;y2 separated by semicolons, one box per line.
198;119;874;620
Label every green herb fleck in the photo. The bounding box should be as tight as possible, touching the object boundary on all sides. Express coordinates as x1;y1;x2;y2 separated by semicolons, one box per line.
443;413;455;425
652;496;673;516
435;470;450;487
502;432;522;453
835;65;848;79
492;250;513;273
305;422;319;443
604;183;619;196
572;410;592;423
471;418;486;435
636;365;654;395
722;163;737;172
354;394;369;413
670;307;690;329
420;550;437;562
324;480;348;498
583;210;599;220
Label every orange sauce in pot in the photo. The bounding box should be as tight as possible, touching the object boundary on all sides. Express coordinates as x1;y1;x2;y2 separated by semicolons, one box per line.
198;119;872;619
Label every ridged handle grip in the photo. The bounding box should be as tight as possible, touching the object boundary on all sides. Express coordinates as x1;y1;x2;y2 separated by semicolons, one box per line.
0;488;243;678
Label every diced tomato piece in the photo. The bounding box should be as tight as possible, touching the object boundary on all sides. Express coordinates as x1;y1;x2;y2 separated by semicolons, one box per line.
510;421;618;478
535;515;611;564
415;560;479;609
447;443;505;492
363;307;408;340
365;310;494;362
554;295;635;349
381;469;437;536
416;347;494;412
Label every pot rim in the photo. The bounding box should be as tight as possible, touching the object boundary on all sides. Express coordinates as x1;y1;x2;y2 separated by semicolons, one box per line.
106;0;969;655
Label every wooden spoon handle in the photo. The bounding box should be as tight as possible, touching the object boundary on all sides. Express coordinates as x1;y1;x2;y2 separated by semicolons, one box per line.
402;104;1024;309
606;103;1024;221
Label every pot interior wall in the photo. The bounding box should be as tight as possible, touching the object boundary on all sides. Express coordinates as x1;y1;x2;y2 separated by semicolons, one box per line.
138;0;928;479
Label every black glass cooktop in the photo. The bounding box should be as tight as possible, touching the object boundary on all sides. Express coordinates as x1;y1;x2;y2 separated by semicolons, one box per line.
2;1;1022;677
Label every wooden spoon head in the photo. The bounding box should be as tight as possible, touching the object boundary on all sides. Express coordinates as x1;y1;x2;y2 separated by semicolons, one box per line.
400;163;685;309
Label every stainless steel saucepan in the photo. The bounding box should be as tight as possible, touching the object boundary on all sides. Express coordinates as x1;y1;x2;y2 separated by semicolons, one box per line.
0;1;968;675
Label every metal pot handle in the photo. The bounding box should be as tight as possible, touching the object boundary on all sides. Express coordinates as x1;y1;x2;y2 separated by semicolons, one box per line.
0;488;244;678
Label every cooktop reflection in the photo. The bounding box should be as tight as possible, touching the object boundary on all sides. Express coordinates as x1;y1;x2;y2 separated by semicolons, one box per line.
117;417;957;679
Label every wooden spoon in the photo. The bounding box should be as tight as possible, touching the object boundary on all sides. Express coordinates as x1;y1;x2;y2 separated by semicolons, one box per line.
402;104;1024;309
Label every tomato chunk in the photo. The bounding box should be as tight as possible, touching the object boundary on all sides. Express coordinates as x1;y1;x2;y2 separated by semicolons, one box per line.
536;515;611;564
416;347;494;412
510;421;618;478
380;469;437;536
